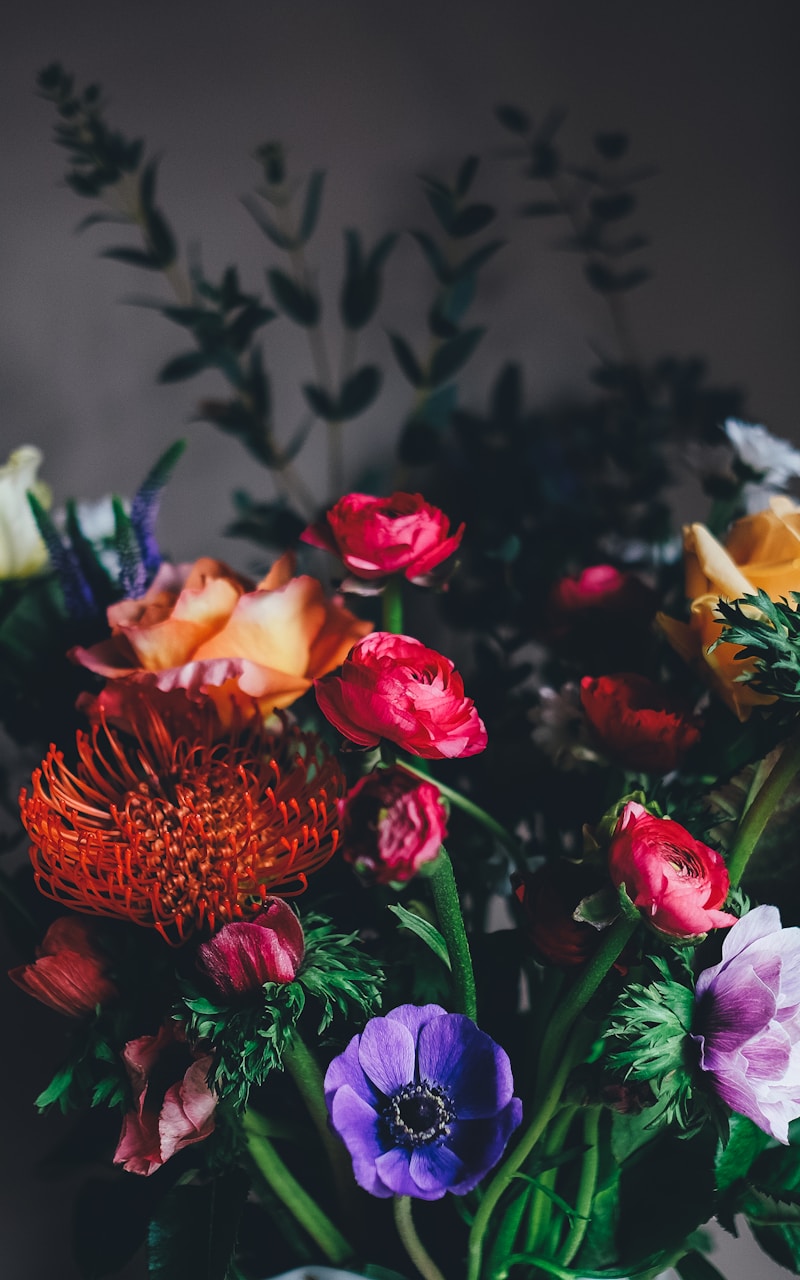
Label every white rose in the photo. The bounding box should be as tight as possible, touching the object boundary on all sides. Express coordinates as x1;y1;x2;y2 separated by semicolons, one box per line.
0;446;51;579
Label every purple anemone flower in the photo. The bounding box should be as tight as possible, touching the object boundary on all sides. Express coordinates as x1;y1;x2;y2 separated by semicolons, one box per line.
324;1003;522;1200
692;904;800;1143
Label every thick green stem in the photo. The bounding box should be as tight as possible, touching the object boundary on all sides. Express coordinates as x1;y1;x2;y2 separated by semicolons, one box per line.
726;728;800;887
429;847;477;1020
242;1108;355;1266
283;1033;358;1226
524;1105;576;1256
558;1107;600;1266
382;575;404;634
398;759;523;868
467;914;638;1280
393;1196;447;1280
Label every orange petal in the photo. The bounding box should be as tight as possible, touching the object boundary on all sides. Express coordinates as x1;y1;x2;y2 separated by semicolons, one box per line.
192;576;325;676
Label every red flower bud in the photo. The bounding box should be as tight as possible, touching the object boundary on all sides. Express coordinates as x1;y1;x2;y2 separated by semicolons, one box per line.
9;915;117;1017
195;898;305;996
608;802;737;938
579;672;703;774
339;767;447;884
512;863;605;967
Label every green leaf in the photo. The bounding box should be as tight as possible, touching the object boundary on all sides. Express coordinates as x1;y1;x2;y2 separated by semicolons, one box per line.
449;202;496;239
423;183;455;234
388;903;451;970
495;103;531;134
675;1253;727;1280
388;332;424;387
267;268;319;326
101;246;160;270
412;230;451;283
299;169;325;243
158;350;213;383
428;326;485;387
455;155;479;196
302;383;337;420
240;194;299;250
716;1113;770;1193
455;238;505;279
338;365;381;418
144;207;177;268
147;1172;250;1280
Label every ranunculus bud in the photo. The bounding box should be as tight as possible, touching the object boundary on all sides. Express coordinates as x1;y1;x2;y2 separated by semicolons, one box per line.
579;673;703;774
512;862;605;967
339;767;447;884
608;802;737;938
315;632;487;759
195;898;305;997
301;491;464;586
9;915;117;1017
546;565;656;671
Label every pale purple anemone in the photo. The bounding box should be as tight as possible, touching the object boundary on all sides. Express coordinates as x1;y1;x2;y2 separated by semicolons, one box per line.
324;1003;522;1199
691;904;800;1143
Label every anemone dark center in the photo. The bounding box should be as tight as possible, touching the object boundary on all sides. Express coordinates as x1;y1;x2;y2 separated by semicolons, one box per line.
384;1081;455;1147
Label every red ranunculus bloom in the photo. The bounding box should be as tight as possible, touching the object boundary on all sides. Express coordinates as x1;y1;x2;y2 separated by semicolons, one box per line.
338;766;447;884
114;1022;216;1176
196;898;305;996
315;632;487;759
608;802;737;938
9;915;118;1017
301;491;464;585
512;863;605;967
579;673;703;774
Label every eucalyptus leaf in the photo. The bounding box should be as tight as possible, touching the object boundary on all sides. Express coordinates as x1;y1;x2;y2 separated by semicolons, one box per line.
387;332;424;387
428;326;485;387
267;268;320;326
338;365;381;418
158;350;213;383
299;170;326;243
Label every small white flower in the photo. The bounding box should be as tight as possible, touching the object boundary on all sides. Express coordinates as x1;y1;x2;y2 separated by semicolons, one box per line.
723;418;800;489
529;683;600;770
0;445;51;579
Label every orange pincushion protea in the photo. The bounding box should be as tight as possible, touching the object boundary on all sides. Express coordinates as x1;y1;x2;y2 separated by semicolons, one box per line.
19;706;344;944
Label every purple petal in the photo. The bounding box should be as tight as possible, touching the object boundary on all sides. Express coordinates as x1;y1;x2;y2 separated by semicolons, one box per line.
330;1084;391;1198
417;1014;514;1118
374;1146;418;1197
408;1143;464;1196
324;1033;380;1109
386;1004;448;1043
358;1017;416;1095
445;1099;524;1194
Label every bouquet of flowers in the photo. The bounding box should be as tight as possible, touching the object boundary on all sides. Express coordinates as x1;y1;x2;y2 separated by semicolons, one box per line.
3;65;800;1280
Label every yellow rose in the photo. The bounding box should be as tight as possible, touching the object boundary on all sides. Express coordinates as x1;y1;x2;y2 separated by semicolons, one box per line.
658;496;800;719
0;446;51;579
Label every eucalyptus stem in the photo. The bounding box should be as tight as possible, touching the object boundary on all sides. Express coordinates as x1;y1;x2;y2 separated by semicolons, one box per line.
428;847;477;1020
382;575;404;634
558;1107;600;1266
393;1196;447;1280
242;1108;355;1266
398;758;523;867
726;727;800;888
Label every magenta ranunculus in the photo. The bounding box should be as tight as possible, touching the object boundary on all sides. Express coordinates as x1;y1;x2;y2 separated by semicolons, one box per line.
114;1022;216;1176
608;802;737;938
338;767;448;884
9;916;118;1017
196;898;305;996
692;905;800;1143
301;491;464;585
315;632;487;760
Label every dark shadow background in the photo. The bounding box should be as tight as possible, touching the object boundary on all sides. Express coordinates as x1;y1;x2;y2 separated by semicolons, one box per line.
1;2;798;1276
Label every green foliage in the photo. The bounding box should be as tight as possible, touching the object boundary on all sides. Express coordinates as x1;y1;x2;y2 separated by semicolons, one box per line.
35;1014;130;1115
715;590;800;703
387;902;451;970
147;1171;250;1280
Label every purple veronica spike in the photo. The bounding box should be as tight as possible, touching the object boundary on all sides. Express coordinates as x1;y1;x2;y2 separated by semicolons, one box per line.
324;1003;522;1200
691;905;800;1143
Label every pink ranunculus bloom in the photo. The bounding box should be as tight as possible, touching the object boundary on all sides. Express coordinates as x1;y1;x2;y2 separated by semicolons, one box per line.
338;767;448;884
579;673;703;774
608;802;737;938
692;905;800;1143
195;898;305;997
548;564;652;618
301;491;464;585
70;552;371;726
114;1022;216;1176
315;632;487;759
9;915;118;1017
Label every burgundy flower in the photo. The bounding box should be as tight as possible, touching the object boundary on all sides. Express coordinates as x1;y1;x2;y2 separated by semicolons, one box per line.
608;802;737;938
579;673;703;774
512;863;605;967
196;898;305;996
339;767;447;884
9;916;117;1017
548;565;655;628
301;492;464;585
114;1022;216;1176
315;632;487;759
546;566;656;670
692;905;800;1143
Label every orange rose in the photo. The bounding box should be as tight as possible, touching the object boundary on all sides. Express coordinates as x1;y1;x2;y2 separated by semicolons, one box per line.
71;552;371;722
658;497;800;718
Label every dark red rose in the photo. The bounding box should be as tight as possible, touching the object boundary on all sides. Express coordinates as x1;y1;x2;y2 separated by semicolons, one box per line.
579;672;703;773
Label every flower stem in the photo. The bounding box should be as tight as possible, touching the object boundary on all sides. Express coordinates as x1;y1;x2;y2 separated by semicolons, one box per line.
429;847;477;1020
398;759;524;868
726;728;800;888
558;1107;600;1266
382;576;404;634
283;1033;359;1226
393;1196;447;1280
242;1107;355;1266
466;914;637;1280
